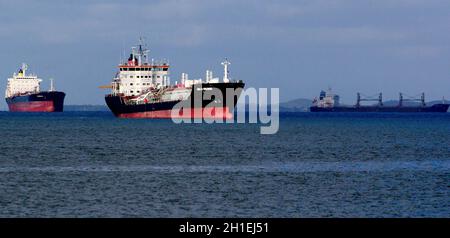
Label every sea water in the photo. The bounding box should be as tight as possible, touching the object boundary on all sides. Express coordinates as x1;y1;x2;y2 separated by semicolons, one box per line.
0;112;449;217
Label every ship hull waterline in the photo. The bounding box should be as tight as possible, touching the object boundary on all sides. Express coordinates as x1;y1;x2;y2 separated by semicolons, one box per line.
6;91;66;112
310;104;449;113
105;82;245;119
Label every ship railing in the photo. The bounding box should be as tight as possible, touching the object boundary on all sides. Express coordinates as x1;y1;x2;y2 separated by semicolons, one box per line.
11;91;34;97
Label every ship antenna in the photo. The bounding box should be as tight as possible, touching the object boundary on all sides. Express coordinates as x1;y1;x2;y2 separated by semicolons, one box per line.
140;36;150;64
122;40;126;65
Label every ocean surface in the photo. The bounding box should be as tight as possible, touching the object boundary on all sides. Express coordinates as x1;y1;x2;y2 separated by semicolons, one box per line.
0;111;449;217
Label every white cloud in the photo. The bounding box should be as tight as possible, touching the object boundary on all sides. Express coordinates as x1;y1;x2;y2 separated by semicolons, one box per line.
391;45;444;58
1;0;449;47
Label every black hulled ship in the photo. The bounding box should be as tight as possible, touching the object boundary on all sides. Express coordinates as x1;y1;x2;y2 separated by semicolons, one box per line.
104;40;244;119
310;89;449;113
5;63;65;112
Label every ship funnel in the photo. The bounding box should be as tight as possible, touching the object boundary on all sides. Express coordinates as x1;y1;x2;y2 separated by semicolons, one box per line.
19;63;28;77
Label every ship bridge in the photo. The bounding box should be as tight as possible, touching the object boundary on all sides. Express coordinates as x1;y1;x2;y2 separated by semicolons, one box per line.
5;63;43;98
113;39;171;97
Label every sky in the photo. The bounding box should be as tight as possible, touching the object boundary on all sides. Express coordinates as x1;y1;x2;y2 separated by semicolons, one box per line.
0;0;450;108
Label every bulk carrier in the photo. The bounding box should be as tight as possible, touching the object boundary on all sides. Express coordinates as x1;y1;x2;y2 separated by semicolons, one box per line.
104;40;245;119
5;63;65;112
310;89;449;112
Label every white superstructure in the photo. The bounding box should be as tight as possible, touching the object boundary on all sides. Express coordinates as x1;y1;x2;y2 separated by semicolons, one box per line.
111;39;234;98
312;88;340;108
111;39;170;97
5;63;42;98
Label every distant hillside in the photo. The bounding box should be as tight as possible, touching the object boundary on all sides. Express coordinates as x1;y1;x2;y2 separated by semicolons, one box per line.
65;105;109;111
370;99;449;106
380;100;422;106
429;100;450;108
279;98;312;112
375;100;449;111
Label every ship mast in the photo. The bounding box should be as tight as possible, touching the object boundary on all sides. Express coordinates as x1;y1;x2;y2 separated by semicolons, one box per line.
221;58;230;83
49;78;55;92
137;37;149;66
20;63;28;77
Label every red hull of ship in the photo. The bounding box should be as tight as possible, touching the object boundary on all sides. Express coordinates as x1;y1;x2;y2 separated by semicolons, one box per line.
8;101;55;112
117;107;233;119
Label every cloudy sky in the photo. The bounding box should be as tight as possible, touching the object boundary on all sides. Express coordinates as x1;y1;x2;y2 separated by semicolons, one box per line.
1;0;449;108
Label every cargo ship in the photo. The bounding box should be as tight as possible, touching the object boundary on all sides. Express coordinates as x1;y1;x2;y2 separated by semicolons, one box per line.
310;89;449;112
5;63;65;112
104;40;245;119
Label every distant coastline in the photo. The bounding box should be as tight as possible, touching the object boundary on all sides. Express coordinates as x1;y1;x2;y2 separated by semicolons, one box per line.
2;100;448;112
64;105;110;111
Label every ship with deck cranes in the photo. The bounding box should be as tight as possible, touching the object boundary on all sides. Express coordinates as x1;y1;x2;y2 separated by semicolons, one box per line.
310;89;449;112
